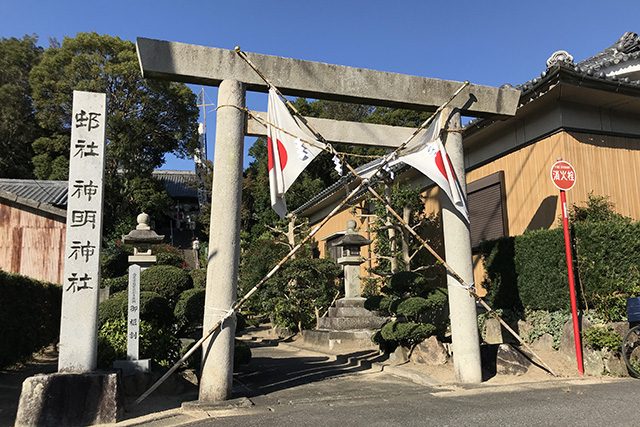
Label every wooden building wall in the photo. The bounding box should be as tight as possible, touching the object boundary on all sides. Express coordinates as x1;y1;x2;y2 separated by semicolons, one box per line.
466;130;640;236
310;129;640;296
0;202;66;284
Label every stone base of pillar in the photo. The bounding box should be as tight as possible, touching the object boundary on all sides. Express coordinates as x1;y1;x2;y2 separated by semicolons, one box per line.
306;298;387;353
15;372;123;426
317;298;386;331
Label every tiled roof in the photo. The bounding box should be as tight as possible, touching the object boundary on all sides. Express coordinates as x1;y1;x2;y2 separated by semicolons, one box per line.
152;170;198;199
577;32;640;76
516;32;640;94
291;158;408;215
0;170;198;213
0;179;68;207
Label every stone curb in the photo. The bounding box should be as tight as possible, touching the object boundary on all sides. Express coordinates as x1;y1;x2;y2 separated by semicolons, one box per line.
114;408;193;426
372;362;441;387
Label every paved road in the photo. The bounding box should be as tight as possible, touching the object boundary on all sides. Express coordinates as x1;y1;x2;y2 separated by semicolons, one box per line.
187;342;640;427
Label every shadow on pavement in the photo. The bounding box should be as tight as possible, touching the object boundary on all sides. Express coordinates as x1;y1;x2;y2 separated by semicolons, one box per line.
0;346;58;427
233;348;385;398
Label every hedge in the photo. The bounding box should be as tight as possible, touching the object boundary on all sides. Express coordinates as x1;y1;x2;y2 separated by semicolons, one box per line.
174;288;205;334
98;290;174;327
574;219;640;320
0;271;61;368
101;274;128;293
140;265;192;304
480;218;640;321
190;269;207;289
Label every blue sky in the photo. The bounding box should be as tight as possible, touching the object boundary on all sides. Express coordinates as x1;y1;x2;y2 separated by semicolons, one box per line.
2;0;640;170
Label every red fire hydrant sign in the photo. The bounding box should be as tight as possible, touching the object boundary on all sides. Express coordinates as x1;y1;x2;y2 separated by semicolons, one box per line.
551;160;576;191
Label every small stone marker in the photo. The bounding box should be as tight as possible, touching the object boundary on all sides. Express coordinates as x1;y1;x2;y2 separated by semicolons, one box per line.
58;91;107;373
127;264;141;360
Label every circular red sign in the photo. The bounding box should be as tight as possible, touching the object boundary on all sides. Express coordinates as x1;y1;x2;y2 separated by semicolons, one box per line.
550;160;576;191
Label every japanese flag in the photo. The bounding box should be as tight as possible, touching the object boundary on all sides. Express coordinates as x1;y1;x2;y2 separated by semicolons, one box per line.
392;112;469;222
267;88;326;218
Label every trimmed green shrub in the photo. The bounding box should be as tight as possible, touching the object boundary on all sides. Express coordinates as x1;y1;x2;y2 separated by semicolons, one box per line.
575;220;640;322
97;318;181;368
364;295;384;311
174;288;205;334
190;269;207;289
367;270;448;349
378;295;401;315
141;265;192;304
382;271;435;297
583;325;623;351
156;252;185;268
515;228;569;311
100;244;131;279
380;321;435;346
101;274;128;293
0;271;61;368
396;297;431;319
479;237;521;310
482;218;640;321
98;291;173;327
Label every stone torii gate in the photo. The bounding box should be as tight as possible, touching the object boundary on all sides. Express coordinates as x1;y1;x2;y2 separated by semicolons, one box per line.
136;37;520;401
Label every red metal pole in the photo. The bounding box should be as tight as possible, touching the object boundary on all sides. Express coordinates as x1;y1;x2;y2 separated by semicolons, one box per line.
560;189;584;375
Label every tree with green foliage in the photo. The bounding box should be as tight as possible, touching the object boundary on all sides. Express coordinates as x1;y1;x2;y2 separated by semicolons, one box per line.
366;271;448;351
0;35;42;178
367;182;442;280
28;33;199;233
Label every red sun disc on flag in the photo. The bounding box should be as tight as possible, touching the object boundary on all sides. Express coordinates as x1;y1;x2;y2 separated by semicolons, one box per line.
267;138;289;171
550;160;576;191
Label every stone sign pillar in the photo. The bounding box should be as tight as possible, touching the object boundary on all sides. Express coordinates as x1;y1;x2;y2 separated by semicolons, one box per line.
58;91;107;373
16;91;123;426
200;79;245;401
441;110;482;384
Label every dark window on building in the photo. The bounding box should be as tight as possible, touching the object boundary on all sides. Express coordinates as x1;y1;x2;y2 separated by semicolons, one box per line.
467;171;508;249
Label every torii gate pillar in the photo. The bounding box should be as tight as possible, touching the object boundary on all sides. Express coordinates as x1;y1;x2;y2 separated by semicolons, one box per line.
441;110;482;383
201;79;245;401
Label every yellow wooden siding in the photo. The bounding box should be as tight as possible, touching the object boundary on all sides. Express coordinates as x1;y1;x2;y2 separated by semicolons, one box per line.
467;131;640;236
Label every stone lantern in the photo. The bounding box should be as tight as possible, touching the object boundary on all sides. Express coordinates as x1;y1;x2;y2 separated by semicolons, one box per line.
331;220;371;300
313;220;384;351
122;212;164;270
